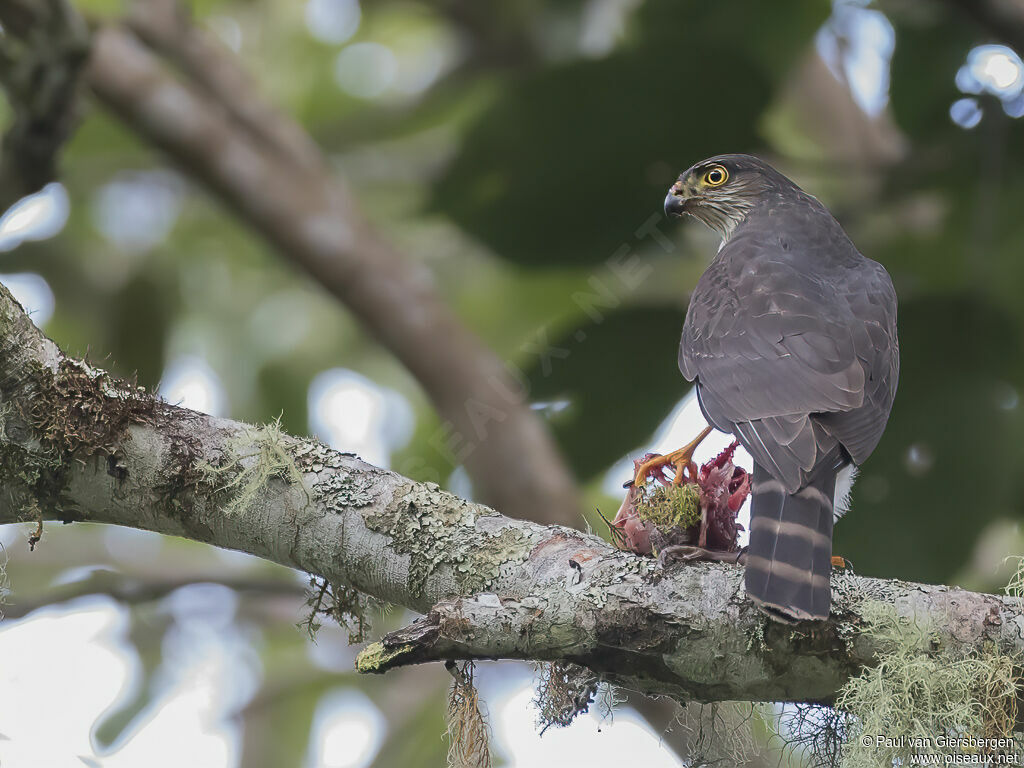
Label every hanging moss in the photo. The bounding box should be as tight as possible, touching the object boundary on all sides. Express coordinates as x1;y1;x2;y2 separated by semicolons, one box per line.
446;662;493;768
533;661;598;733
836;601;1023;767
300;574;378;644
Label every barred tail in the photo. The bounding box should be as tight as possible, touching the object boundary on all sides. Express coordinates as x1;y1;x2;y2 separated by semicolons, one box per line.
744;464;837;622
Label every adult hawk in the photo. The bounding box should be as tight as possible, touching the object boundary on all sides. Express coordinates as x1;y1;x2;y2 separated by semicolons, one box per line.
639;154;899;622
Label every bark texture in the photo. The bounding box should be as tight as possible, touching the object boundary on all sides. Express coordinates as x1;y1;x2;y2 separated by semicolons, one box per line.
1;282;1022;705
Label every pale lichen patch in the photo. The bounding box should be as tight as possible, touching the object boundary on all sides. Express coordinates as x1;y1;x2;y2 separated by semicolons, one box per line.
361;482;532;600
294;441;376;510
314;471;375;510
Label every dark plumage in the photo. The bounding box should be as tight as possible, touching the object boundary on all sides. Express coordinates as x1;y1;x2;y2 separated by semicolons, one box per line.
667;154;899;622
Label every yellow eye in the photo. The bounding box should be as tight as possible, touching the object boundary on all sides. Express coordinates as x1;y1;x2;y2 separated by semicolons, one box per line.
704;166;728;186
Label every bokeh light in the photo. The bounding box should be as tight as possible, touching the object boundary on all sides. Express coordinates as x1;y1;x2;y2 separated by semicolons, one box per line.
953;44;1024;125
159;355;228;417
334;43;397;99
816;0;895;117
92;171;184;253
492;685;684;768
950;97;983;128
0;603;137;766
308;368;413;468
0;272;55;327
305;0;361;45
305;689;385;768
0;182;69;252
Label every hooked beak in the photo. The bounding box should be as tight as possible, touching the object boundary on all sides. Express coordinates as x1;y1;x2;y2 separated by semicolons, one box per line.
664;180;689;218
664;193;688;217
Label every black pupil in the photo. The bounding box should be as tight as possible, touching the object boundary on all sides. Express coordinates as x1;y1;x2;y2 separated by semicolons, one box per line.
709;170;722;183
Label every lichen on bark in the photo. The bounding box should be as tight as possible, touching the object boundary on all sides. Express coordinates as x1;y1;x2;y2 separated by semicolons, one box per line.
361;482;533;600
294;441;376;511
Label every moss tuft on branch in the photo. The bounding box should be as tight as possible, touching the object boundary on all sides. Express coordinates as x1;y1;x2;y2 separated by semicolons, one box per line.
199;417;310;516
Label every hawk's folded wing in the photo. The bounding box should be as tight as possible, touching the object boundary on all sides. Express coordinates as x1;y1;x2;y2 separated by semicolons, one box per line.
680;234;898;492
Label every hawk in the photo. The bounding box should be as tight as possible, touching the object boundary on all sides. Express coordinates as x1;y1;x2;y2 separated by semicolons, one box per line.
638;154;899;622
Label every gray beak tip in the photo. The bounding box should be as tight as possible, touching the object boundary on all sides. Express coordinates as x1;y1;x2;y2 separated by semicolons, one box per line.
664;193;687;218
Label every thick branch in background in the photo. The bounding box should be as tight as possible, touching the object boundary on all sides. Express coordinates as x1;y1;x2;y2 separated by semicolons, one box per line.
2;283;1023;707
0;0;580;528
944;0;1024;56
0;0;89;211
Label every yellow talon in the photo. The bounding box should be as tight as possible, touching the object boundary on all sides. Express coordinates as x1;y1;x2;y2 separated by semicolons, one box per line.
632;425;713;488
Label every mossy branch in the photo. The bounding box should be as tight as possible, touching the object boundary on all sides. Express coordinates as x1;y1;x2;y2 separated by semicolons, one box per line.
1;281;1024;710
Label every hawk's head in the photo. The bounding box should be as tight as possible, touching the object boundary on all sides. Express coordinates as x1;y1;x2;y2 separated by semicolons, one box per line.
665;154;792;240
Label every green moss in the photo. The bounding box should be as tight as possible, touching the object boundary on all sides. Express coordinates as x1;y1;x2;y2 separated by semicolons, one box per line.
636;482;701;531
354;641;415;673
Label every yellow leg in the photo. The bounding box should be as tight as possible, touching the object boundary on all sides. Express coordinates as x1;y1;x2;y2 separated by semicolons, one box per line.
632;425;713;488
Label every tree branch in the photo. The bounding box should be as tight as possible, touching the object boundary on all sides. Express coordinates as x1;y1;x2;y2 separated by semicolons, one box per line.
2;283;1022;705
0;0;89;211
123;0;322;172
944;0;1024;56
0;572;305;619
75;7;579;528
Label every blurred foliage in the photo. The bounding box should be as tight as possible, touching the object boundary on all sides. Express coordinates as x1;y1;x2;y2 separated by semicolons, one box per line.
432;0;829;267
4;0;1024;765
523;306;688;478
